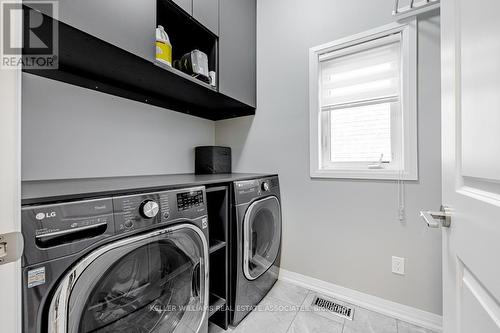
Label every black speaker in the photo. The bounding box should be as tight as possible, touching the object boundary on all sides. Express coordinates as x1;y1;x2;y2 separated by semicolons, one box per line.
195;146;232;174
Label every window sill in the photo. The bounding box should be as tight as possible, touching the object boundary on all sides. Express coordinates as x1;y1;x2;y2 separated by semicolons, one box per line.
310;168;418;181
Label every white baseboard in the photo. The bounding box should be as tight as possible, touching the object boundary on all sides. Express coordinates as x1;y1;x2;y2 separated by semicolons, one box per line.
279;268;443;333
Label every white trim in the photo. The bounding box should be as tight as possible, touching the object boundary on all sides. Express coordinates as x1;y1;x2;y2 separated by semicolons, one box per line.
279;268;443;333
310;21;413;55
309;20;418;181
319;33;401;62
310;169;416;181
0;0;23;330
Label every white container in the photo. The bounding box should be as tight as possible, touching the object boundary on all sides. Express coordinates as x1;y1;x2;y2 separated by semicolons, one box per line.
155;25;172;66
209;71;216;87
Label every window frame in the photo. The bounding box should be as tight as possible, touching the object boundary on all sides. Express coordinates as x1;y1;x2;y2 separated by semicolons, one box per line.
309;20;418;180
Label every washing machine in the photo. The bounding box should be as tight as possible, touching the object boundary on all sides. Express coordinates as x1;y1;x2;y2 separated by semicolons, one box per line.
230;176;282;326
22;186;210;333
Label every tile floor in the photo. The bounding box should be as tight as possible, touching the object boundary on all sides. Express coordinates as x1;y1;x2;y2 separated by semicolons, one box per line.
209;281;437;333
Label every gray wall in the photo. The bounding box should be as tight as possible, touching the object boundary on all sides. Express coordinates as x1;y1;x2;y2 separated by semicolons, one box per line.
215;0;442;314
21;0;442;315
22;74;215;180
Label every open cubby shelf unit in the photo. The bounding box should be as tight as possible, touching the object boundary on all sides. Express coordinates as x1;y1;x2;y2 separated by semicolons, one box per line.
157;0;218;78
206;185;230;329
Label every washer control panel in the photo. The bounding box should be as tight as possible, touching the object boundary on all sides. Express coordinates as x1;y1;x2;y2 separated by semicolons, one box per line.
113;187;206;234
113;193;169;233
177;190;204;211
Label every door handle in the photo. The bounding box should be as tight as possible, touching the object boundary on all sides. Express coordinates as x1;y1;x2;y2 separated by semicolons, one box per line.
419;205;451;228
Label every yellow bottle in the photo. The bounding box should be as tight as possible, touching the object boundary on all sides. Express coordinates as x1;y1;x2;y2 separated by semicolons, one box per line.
156;25;172;67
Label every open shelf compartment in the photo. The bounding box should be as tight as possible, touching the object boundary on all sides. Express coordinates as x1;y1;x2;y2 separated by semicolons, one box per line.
209;293;227;318
206;185;230;329
157;0;218;87
209;239;226;254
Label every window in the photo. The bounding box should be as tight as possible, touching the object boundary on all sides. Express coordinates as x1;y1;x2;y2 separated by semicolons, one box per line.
309;21;417;180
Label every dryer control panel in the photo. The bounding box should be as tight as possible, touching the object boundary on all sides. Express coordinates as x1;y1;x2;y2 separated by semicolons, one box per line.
234;176;280;205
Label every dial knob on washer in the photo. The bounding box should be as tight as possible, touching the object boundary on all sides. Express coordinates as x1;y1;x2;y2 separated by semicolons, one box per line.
140;200;159;219
261;182;270;192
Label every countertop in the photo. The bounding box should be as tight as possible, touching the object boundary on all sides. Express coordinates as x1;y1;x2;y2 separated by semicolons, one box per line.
22;173;276;205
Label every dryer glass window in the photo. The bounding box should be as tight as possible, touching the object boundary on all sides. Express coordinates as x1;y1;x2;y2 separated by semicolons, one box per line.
64;226;207;333
243;196;281;280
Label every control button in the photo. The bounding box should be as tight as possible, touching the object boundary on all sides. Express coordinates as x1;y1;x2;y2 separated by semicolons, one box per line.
124;220;133;228
261;182;270;192
140;200;160;219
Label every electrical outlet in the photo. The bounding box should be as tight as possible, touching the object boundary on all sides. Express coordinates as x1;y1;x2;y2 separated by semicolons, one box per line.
392;256;405;275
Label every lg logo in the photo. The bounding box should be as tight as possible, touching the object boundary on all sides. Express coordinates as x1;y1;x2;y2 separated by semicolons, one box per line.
35;211;56;220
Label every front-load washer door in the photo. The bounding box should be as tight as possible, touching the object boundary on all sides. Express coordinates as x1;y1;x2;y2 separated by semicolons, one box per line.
243;196;281;280
47;223;208;333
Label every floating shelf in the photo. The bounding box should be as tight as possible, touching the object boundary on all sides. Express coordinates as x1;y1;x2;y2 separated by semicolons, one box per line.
209;293;226;318
209;239;226;254
154;60;216;91
23;14;255;121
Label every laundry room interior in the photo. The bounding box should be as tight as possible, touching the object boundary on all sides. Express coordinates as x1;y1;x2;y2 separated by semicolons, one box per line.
2;0;500;332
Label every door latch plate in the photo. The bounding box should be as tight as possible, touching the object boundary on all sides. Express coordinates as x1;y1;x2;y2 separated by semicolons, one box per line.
0;231;24;265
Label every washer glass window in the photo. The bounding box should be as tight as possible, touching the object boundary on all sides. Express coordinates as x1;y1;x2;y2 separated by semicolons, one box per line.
49;225;208;333
243;196;281;280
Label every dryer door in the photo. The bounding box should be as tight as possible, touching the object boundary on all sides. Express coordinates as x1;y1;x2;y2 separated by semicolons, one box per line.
243;196;281;280
48;223;208;333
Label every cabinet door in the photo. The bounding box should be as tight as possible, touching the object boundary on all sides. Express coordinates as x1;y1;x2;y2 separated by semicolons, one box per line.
171;0;193;15
193;0;219;35
56;0;156;61
219;0;256;107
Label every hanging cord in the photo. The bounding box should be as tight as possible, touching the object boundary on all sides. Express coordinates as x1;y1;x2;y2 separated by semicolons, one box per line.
397;168;405;221
397;123;405;222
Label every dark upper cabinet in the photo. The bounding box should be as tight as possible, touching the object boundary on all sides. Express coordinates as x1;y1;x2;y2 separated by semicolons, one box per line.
219;0;256;107
171;0;219;36
193;0;219;35
171;0;193;15
27;0;256;116
56;0;156;62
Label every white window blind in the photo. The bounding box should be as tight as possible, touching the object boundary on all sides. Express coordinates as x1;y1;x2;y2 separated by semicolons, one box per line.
319;35;401;164
320;35;401;108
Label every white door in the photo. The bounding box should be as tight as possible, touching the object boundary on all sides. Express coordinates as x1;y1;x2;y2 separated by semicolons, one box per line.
440;0;500;332
0;2;22;330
